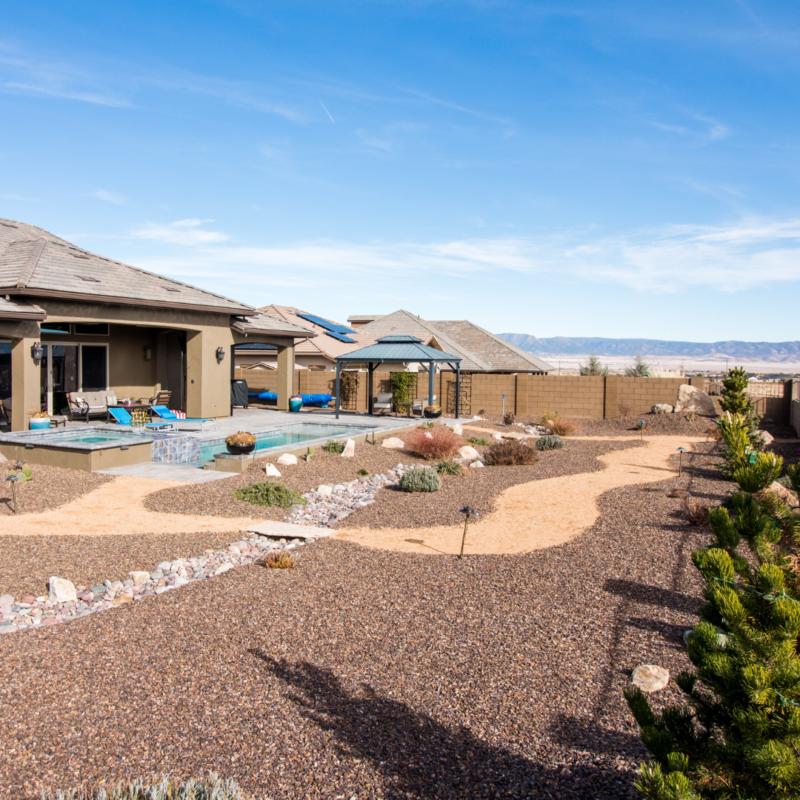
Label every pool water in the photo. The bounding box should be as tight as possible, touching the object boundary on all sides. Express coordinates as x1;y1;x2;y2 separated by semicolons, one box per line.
31;430;144;445
195;423;374;465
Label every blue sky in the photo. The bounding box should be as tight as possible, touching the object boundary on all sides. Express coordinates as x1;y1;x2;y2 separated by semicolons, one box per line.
1;1;799;341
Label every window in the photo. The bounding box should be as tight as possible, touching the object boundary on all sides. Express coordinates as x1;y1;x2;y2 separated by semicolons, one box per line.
0;341;9;400
81;345;107;391
74;323;109;336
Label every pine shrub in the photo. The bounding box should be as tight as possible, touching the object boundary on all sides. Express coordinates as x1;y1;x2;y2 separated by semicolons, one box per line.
484;440;538;466
536;435;564;451
719;366;754;416
716;412;765;479
624;488;800;799
786;463;800;495
732;452;783;494
399;467;441;493
234;482;306;508
403;426;462;460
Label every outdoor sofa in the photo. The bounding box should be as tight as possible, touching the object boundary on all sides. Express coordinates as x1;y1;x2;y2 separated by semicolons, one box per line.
67;391;117;422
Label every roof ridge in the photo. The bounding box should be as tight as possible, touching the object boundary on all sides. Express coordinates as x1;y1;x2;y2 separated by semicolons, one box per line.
414;315;493;371
16;237;48;288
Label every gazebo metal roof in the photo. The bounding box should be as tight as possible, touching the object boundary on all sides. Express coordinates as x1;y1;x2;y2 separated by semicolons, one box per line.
334;335;462;418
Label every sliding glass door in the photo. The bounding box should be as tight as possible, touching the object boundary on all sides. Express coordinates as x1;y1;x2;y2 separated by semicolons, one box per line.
40;344;105;414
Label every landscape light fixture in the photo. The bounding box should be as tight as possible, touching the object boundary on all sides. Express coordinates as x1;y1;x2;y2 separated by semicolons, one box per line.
459;506;478;559
215;346;226;363
30;342;44;361
677;447;688;477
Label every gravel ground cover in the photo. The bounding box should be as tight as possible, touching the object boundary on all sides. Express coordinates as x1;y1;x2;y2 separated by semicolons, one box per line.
144;436;637;530
0;441;725;799
469;414;714;438
0;464;112;516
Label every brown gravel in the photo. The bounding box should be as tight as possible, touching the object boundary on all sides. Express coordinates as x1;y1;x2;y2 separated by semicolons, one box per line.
0;442;726;799
0;463;112;516
144;434;638;530
0;531;241;599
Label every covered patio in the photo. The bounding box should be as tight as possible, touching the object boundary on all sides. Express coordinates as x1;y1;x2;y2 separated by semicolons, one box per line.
333;335;462;419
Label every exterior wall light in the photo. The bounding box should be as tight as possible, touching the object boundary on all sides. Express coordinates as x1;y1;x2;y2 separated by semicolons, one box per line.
31;342;44;361
216;346;226;363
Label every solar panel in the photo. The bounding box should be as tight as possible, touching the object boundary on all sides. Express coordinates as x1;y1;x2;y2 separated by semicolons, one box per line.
325;331;357;343
297;313;358;335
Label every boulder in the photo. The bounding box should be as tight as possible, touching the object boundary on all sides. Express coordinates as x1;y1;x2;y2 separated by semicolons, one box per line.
265;463;282;477
492;433;503;440
341;439;355;458
317;485;333;498
458;445;481;462
214;563;235;576
276;453;298;466
453;424;463;436
48;577;77;604
631;664;670;693
469;460;485;469
382;437;405;449
652;404;673;414
757;430;775;446
674;384;716;416
129;571;150;585
766;480;799;511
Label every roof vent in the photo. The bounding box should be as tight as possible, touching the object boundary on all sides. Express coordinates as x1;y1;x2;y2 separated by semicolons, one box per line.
79;276;100;282
161;286;180;292
72;254;90;260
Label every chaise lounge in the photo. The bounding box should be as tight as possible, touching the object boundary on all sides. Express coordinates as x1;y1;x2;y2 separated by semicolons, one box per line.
107;407;175;431
151;405;217;432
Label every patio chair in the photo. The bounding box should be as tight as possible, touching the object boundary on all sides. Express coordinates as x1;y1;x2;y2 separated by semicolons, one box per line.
412;394;436;414
373;393;393;415
150;405;217;432
139;389;171;406
107;407;174;431
0;398;10;426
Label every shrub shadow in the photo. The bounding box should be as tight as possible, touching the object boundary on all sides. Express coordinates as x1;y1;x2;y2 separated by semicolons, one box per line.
603;579;700;616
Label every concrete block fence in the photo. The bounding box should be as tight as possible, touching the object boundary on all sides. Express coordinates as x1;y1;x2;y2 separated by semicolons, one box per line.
234;368;794;424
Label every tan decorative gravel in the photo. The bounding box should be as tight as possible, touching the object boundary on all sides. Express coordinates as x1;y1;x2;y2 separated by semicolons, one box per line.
0;476;262;536
335;434;707;555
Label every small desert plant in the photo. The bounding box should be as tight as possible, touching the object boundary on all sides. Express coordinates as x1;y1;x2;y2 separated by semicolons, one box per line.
618;403;633;418
357;468;369;476
549;416;577;436
682;496;709;526
466;436;490;447
536;434;564;451
305;447;315;461
322;439;345;454
503;412;515;426
484;439;538;466
262;551;294;569
436;459;465;476
234;482;306;508
540;410;558;424
399;467;441;493
27;407;49;419
686;411;696;422
41;773;248;799
225;431;256;447
732;451;783;494
403;426;462;460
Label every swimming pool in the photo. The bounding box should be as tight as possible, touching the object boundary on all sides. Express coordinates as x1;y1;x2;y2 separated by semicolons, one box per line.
24;429;149;445
195;422;376;465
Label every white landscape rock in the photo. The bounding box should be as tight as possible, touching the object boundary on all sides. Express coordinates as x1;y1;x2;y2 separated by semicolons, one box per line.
382;437;405;449
757;430;775;446
453;424;463;435
469;460;485;469
631;664;670;693
493;433;503;441
214;562;235;576
341;439;355;458
652;404;673;414
674;384;716;416
317;485;333;498
458;445;481;462
129;571;150;586
265;463;282;477
276;453;298;466
48;577;77;604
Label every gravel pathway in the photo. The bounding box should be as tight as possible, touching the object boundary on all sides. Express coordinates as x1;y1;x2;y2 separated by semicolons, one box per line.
0;442;728;800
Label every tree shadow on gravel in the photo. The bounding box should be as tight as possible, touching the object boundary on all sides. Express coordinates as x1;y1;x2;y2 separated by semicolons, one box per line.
626;617;688;649
549;713;642;757
603;579;700;615
250;651;635;800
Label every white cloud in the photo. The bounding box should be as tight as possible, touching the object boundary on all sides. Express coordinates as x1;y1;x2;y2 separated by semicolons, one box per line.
90;189;126;205
128;215;800;295
130;219;230;246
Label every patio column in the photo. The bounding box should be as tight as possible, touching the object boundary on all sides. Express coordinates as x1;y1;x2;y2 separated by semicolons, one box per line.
11;336;41;431
276;342;294;412
335;361;341;419
428;361;435;409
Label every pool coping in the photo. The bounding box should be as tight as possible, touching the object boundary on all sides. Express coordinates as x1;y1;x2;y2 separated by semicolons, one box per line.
0;425;166;452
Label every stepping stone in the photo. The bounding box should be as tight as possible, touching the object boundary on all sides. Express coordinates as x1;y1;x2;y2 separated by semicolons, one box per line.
631;664;669;693
245;520;331;539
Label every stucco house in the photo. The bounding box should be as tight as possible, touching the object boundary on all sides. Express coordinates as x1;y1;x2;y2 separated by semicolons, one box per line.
0;219;314;430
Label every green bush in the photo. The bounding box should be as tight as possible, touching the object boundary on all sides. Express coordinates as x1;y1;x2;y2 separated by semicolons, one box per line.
624;487;800;799
357;468;369;476
786;463;800;495
234;481;306;507
732;452;783;494
716;413;764;479
720;366;754;416
436;458;465;476
42;773;248;799
466;436;490;447
322;439;345;454
399;467;441;493
536;435;564;451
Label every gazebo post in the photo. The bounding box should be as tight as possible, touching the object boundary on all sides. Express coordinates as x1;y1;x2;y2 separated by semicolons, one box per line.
428;360;435;411
335;361;342;419
455;362;461;419
368;362;375;415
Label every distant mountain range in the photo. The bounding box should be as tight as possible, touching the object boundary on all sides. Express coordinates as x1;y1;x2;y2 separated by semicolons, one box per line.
498;335;800;362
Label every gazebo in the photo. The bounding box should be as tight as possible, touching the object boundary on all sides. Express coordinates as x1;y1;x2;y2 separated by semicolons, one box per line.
334;335;462;419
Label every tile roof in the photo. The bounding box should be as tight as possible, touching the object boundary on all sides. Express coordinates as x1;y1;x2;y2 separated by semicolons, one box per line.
231;311;316;339
0;217;255;314
0;296;46;320
357;310;553;373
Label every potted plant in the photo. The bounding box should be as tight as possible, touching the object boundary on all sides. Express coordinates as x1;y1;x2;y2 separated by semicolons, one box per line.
424;405;442;419
225;431;257;455
28;408;50;430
